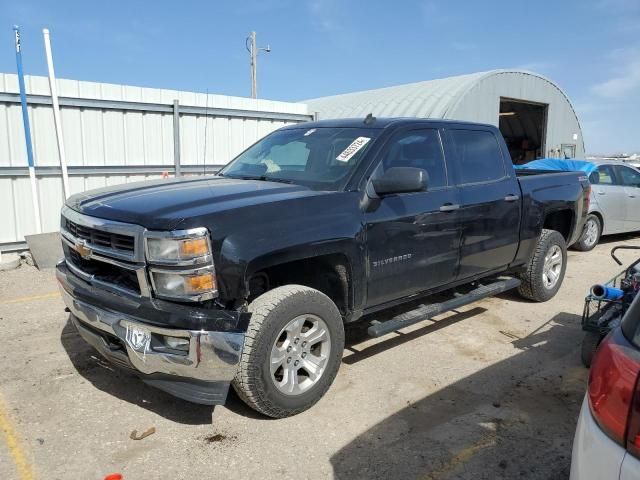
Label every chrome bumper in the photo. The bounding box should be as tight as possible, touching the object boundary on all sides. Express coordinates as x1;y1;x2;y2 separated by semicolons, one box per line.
60;288;245;384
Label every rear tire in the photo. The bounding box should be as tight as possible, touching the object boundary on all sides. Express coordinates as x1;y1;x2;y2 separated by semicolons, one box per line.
232;285;344;418
518;229;567;302
573;214;601;252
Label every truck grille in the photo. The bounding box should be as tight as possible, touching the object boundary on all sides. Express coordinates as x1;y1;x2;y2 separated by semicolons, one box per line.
65;218;135;253
61;206;150;297
67;247;141;295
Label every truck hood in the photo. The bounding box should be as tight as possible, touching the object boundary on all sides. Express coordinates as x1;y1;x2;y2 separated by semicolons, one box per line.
66;176;322;229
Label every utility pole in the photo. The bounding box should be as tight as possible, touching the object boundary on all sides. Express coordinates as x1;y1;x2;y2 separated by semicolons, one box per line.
245;31;270;99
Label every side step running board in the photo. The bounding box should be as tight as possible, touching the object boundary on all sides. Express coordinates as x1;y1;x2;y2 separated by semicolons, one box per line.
367;277;521;338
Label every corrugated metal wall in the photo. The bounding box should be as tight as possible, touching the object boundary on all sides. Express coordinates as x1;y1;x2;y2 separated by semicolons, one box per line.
447;71;585;158
0;74;311;249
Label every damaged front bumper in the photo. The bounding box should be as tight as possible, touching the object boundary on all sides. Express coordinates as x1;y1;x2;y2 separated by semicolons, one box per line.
56;261;247;405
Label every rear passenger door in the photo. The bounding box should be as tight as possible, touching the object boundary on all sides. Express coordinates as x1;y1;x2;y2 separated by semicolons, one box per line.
445;127;521;280
614;165;640;231
589;165;628;234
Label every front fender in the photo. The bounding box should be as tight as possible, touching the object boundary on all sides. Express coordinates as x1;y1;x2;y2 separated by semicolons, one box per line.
210;192;365;305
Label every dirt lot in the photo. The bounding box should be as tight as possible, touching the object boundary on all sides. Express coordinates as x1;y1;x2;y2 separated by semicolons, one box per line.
2;235;640;480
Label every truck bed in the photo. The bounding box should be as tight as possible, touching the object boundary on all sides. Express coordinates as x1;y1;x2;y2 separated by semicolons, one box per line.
515;168;587;178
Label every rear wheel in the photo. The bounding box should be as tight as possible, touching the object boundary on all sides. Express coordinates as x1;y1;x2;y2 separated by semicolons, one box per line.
232;285;344;418
518;229;567;302
573;214;601;252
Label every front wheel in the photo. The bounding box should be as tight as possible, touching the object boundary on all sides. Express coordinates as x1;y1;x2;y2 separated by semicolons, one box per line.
518;229;568;302
232;285;344;418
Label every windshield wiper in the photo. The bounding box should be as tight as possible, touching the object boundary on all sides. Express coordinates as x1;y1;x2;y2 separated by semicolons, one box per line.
261;176;294;184
228;174;294;184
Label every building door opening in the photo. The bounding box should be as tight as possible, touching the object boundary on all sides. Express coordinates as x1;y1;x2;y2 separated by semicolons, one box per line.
499;98;548;165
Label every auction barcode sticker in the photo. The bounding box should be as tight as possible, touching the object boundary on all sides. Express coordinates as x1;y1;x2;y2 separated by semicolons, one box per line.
336;137;371;162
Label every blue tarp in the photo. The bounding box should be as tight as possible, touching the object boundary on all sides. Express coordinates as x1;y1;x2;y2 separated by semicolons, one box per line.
514;158;597;174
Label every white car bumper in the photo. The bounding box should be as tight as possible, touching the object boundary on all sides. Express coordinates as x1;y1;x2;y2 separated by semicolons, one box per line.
571;396;640;480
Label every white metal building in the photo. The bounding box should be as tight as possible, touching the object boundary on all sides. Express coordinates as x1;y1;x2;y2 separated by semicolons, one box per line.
0;74;311;250
306;69;585;163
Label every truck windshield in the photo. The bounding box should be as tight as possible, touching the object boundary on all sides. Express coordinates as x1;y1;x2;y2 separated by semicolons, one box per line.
219;127;379;190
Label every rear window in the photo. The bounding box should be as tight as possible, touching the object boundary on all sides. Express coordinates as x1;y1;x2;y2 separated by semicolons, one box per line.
617;166;640;188
450;129;505;184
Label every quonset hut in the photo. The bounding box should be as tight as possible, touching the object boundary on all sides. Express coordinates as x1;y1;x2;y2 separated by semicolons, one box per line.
306;70;584;163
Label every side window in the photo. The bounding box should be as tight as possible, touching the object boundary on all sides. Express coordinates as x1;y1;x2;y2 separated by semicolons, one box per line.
450;129;505;184
617;166;640;187
381;129;447;189
591;165;616;185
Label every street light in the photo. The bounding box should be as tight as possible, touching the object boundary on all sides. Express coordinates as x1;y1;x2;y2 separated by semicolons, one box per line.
246;31;271;99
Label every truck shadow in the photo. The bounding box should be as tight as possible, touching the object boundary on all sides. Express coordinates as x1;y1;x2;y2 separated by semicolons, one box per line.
597;232;640;246
343;307;487;365
60;317;213;425
330;312;586;480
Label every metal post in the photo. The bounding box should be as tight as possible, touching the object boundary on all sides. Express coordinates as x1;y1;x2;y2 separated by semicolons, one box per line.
43;28;70;199
172;99;181;177
13;26;42;233
249;31;257;98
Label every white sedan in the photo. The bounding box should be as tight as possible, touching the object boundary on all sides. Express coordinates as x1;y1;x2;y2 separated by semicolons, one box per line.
574;160;640;251
570;295;640;479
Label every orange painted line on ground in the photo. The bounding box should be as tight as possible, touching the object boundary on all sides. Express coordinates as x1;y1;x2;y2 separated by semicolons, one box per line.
0;291;60;305
0;395;36;480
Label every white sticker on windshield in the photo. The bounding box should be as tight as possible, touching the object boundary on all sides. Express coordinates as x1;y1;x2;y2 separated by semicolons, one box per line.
336;137;371;162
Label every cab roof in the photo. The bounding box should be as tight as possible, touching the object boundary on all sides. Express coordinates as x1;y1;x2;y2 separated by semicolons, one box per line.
280;117;495;130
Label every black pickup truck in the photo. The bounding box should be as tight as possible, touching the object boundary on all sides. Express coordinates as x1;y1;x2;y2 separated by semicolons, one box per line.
56;118;590;417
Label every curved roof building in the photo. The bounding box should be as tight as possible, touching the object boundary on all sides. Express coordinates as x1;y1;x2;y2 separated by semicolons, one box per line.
306;70;584;162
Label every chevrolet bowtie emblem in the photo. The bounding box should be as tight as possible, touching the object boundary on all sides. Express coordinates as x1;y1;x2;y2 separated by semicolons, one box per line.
74;240;92;260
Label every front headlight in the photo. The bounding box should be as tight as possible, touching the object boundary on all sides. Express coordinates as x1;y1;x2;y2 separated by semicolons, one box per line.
145;228;212;264
144;228;217;302
149;267;217;301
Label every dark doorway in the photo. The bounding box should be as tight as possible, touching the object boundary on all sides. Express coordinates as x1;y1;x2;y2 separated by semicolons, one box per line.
499;98;548;165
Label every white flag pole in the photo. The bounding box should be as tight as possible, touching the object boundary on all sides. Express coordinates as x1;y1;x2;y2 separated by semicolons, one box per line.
43;28;70;199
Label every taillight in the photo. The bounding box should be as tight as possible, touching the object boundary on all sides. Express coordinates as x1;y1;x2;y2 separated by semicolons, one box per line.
585;185;591;210
628;361;640;457
588;329;640;457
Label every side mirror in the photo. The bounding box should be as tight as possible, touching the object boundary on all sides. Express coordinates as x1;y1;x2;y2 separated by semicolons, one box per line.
372;167;429;195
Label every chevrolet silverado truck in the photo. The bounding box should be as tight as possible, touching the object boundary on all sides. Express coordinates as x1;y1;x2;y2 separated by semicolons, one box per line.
56;118;590;418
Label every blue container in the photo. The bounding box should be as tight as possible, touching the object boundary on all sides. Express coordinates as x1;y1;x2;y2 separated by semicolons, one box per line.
590;284;624;300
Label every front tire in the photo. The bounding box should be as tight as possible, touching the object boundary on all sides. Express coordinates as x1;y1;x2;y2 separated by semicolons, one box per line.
573;214;601;252
232;285;344;418
518;229;567;302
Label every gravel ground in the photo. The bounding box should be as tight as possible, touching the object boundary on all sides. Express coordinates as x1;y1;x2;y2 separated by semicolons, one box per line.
1;233;639;480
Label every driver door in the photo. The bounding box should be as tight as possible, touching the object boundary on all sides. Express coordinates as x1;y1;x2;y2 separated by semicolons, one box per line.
364;127;462;308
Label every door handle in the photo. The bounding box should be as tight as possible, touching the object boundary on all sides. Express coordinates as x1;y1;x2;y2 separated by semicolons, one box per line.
439;203;460;212
504;194;520;202
629;195;637;198
597;191;606;195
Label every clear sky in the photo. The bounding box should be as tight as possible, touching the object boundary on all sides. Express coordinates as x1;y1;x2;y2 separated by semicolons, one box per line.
0;0;638;154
